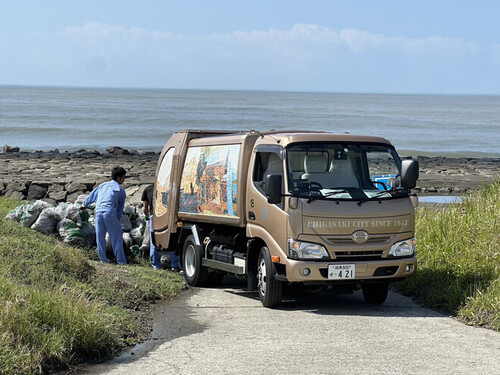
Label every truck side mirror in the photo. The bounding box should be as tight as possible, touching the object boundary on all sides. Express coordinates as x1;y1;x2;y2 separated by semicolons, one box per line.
265;174;282;204
401;159;419;189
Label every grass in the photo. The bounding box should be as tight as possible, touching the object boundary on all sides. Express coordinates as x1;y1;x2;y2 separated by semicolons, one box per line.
395;180;499;330
0;197;185;375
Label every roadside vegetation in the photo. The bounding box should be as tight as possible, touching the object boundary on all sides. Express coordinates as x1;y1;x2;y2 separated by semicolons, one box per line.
0;197;185;375
396;180;499;331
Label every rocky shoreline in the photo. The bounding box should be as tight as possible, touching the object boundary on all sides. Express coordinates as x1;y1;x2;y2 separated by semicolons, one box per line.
1;146;499;205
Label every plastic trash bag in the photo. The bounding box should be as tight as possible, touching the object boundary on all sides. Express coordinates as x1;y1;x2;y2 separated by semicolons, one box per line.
20;200;52;227
57;219;86;246
74;194;88;205
55;202;71;220
123;232;133;252
31;207;61;235
66;204;88;225
141;220;150;248
123;205;139;222
130;244;141;258
80;222;96;247
5;204;28;222
130;226;144;245
120;214;132;232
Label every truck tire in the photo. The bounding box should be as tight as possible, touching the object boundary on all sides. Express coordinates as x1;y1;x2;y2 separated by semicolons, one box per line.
182;235;209;286
362;282;389;304
257;246;283;308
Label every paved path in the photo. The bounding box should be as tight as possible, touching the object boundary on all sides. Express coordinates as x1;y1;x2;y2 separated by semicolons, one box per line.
84;278;500;375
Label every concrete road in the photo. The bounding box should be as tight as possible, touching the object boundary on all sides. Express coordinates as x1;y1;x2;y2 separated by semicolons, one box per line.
84;278;500;375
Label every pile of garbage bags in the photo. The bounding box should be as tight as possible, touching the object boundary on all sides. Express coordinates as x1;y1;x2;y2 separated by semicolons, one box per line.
5;195;150;258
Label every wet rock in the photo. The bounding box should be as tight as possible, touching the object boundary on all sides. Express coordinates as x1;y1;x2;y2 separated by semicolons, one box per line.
74;149;101;158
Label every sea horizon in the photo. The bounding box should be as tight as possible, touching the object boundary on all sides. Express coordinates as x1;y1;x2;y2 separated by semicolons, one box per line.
3;83;500;98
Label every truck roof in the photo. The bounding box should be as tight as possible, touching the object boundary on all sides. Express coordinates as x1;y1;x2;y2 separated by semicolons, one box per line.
176;129;392;147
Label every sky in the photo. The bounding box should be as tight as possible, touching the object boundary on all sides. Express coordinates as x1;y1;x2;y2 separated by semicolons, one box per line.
0;0;499;94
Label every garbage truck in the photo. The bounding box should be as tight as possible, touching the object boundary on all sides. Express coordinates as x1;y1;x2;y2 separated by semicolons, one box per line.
152;130;419;307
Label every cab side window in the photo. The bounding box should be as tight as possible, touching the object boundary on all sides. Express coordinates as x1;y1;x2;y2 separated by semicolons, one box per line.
253;151;284;206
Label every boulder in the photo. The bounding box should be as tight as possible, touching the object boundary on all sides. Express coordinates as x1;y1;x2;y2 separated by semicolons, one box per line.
73;149;101;158
27;184;48;200
106;146;130;155
5;181;28;197
66;182;88;194
3;145;20;153
5;191;26;200
125;185;146;205
47;183;67;202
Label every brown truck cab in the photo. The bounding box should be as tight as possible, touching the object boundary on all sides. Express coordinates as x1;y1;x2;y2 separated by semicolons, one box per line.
153;130;419;307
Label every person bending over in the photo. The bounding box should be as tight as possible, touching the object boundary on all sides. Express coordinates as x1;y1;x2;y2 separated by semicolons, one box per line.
82;166;127;265
142;184;181;271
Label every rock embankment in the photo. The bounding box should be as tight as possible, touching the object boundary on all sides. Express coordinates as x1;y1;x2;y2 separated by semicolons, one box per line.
415;156;499;194
0;147;158;205
0;147;499;204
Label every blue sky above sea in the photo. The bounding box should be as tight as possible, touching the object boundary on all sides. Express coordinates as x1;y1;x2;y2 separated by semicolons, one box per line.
0;1;499;95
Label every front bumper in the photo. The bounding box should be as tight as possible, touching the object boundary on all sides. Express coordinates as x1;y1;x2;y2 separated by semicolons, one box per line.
282;256;417;283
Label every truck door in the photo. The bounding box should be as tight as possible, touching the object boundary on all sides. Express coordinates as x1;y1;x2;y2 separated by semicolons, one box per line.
247;146;288;257
153;147;175;248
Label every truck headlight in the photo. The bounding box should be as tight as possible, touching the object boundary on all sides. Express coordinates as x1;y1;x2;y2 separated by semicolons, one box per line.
288;239;329;260
388;238;416;257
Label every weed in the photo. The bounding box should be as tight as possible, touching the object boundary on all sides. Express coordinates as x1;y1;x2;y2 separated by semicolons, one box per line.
0;197;185;374
396;180;499;330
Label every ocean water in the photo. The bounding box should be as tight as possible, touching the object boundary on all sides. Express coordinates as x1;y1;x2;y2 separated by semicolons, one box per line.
0;85;499;157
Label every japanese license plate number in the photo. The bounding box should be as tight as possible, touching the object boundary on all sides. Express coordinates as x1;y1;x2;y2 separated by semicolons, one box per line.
328;264;356;279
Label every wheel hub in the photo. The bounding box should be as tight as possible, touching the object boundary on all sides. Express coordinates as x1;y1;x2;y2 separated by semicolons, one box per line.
257;258;267;296
184;244;196;278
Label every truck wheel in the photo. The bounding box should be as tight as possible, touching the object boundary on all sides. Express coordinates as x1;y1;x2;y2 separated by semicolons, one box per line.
182;235;209;286
362;282;389;304
257;247;282;308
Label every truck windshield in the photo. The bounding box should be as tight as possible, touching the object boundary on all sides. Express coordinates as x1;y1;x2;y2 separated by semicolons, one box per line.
286;142;407;202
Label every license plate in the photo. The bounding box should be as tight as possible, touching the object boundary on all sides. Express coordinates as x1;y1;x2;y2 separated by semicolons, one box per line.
328;264;355;279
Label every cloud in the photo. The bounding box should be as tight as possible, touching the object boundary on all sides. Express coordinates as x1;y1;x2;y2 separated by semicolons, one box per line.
0;22;498;93
66;21;149;40
56;21;490;64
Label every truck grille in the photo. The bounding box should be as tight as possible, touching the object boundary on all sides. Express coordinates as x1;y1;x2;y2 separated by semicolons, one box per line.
326;234;392;245
333;250;384;261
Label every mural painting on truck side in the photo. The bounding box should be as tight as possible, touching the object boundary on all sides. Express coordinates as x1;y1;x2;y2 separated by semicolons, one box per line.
179;145;240;217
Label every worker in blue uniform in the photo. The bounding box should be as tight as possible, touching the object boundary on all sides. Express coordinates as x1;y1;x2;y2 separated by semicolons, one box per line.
82;166;127;265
